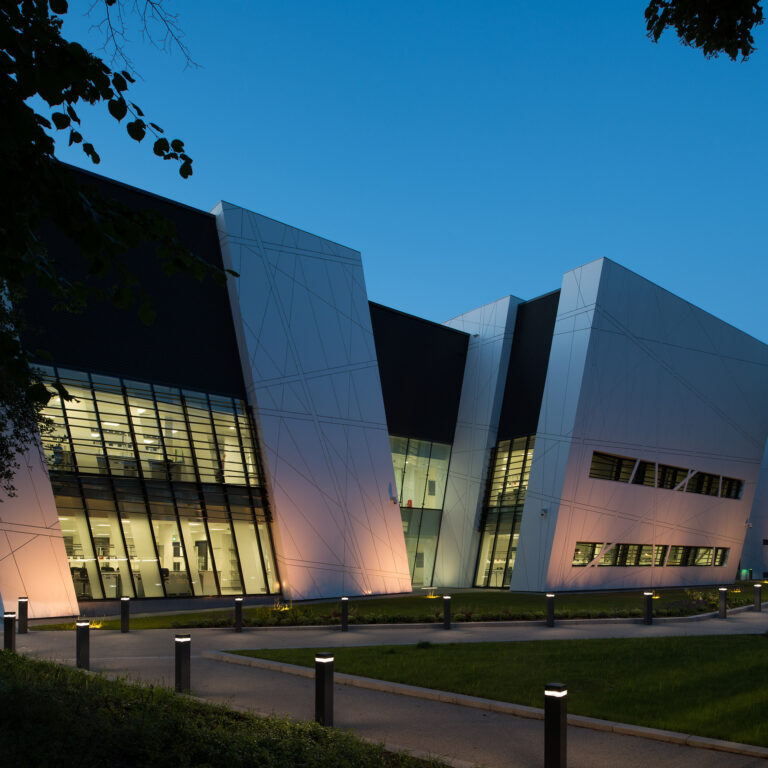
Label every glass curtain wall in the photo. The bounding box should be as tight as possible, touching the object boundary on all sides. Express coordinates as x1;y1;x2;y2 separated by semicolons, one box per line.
390;437;451;587
38;366;277;600
474;436;535;588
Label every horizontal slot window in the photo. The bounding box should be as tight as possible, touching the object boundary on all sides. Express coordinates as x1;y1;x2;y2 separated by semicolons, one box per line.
588;451;743;502
572;542;728;567
589;452;634;483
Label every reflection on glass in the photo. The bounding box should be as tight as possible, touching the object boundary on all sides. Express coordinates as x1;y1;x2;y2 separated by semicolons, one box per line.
203;486;243;594
391;436;452;586
151;506;192;597
474;511;499;587
487;437;535;508
83;483;134;599
115;481;163;598
53;478;103;599
37;366;279;600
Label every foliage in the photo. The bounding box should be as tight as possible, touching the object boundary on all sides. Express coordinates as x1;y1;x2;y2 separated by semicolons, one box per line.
645;0;764;60
0;652;444;768
35;585;757;630
241;634;768;746
0;1;221;496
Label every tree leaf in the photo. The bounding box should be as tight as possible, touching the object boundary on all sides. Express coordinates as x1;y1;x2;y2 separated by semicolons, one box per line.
170;139;184;152
51;112;70;129
68;129;82;145
153;137;170;156
112;73;128;92
66;105;80;124
126;119;146;142
179;161;193;179
131;102;144;117
108;98;127;121
112;284;133;310
121;70;136;83
49;0;68;14
82;143;101;164
138;302;157;326
150;122;164;133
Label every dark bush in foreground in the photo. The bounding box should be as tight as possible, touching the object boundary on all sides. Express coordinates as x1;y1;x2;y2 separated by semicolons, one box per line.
0;652;441;768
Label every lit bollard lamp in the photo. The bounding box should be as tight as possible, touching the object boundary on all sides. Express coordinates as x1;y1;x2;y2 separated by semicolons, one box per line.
718;587;728;619
76;619;90;669
18;597;29;634
546;593;555;627
3;612;16;652
755;583;763;613
234;597;243;633
544;683;567;768
643;591;653;625
443;595;451;630
175;634;191;693
340;597;349;632
120;597;130;633
315;652;334;727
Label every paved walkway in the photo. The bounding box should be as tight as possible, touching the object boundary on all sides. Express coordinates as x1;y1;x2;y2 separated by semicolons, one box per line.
14;610;768;768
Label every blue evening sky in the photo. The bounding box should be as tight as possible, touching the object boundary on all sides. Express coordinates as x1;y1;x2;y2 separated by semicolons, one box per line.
55;2;768;340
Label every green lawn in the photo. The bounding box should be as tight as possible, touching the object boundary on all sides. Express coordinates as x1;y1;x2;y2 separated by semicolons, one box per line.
0;651;444;768
35;585;758;630
235;635;768;747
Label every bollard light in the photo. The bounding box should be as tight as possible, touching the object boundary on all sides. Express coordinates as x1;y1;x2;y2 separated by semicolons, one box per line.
234;597;243;633
120;597;130;633
341;597;349;632
76;619;90;670
544;683;567;768
443;595;451;630
643;591;653;625
18;597;28;634
315;652;334;726
718;587;728;619
755;583;763;613
175;634;191;693
3;612;16;652
546;593;555;627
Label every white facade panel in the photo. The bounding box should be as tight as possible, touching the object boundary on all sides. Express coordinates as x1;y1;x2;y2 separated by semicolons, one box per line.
433;296;521;586
513;258;768;592
0;442;79;618
213;202;411;600
744;438;768;578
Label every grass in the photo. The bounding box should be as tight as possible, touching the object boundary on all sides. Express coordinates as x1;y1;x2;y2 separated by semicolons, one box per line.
234;635;768;747
35;585;759;630
0;651;445;768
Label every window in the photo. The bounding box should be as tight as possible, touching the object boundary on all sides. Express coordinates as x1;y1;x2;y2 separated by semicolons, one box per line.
686;472;720;497
714;548;730;566
587;451;743;502
632;461;655;487
570;542;725;568
657;464;688;490
721;477;743;500
572;542;600;566
589;452;634;483
38;366;277;600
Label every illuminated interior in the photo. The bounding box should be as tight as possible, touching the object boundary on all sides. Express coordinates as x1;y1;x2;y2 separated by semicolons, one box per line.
38;366;278;600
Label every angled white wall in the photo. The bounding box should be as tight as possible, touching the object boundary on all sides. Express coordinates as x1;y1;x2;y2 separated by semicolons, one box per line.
0;442;79;618
512;258;768;592
741;439;768;577
433;297;521;587
213;202;411;600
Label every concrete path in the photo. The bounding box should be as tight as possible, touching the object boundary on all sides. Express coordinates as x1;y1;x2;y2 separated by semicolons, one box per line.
13;609;768;768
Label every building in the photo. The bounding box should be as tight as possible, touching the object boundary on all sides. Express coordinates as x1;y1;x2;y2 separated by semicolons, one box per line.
2;168;768;617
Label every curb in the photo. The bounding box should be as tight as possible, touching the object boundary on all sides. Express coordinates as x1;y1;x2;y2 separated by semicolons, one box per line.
203;650;768;761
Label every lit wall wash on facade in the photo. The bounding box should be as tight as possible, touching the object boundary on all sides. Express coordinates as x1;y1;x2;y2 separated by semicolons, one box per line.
3;169;768;617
